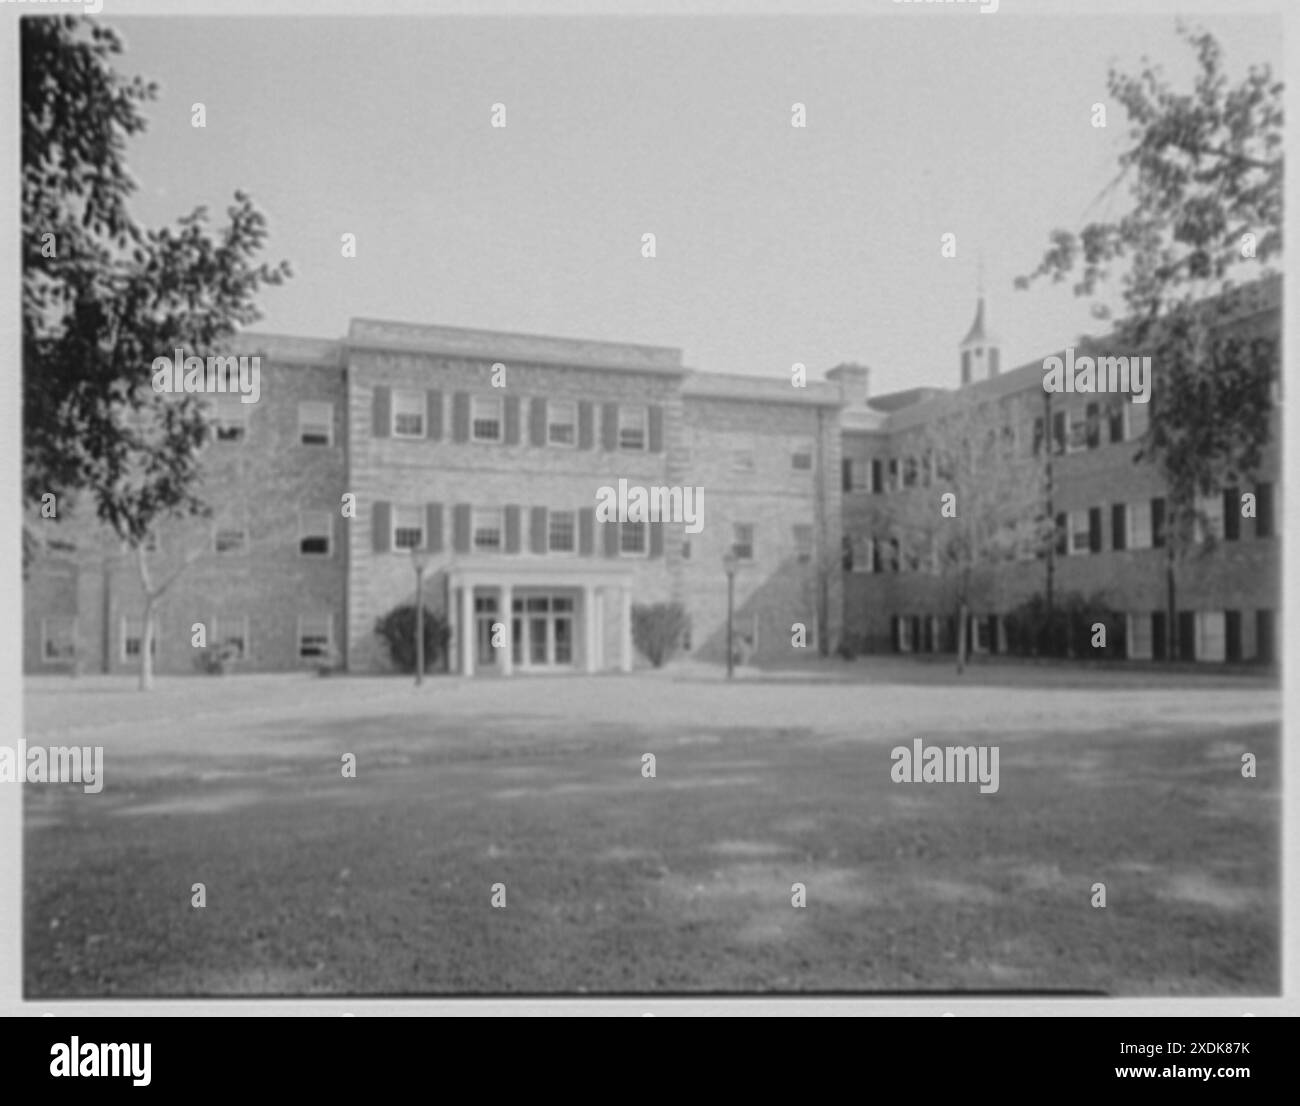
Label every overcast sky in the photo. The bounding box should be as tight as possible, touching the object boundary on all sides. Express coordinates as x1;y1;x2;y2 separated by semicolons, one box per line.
111;12;1281;397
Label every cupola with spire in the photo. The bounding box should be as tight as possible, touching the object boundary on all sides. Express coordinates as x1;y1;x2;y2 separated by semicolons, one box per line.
959;264;1001;385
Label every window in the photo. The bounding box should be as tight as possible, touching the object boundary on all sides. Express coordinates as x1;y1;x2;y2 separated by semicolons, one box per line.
1032;417;1044;456
1107;402;1125;444
299;511;332;556
792;524;813;564
548;510;576;554
299;614;332;659
1052;412;1066;455
850;535;873;574
121;618;158;661
214;614;248;659
620;520;647;556
1196;611;1226;662
471;395;502;442
846;458;867;490
888;458;899;489
1085;403;1100;449
973;617;991;654
392;390;425;438
214;527;248;555
1151;496;1166;548
1066;411;1088;454
791;451;812;471
898;615;913;653
732;523;755;562
871;459;884;494
1194;494;1223;543
41;617;76;663
1068;509;1091;555
298;401;334;446
392;506;425;551
1126;400;1150;440
472;508;503;552
548;401;576;446
1127;501;1152;550
903;457;918;488
732;449;755;473
618;406;647;451
1127;613;1153;659
209;397;248;443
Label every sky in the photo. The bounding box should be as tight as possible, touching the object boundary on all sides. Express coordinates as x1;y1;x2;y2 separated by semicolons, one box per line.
106;11;1283;398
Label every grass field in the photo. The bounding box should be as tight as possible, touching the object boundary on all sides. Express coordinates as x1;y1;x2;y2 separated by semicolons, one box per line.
22;659;1280;996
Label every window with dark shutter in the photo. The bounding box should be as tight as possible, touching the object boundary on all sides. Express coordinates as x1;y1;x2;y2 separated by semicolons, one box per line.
1088;507;1102;552
1151;497;1166;548
1223;488;1240;541
1256;482;1274;538
1111;503;1126;550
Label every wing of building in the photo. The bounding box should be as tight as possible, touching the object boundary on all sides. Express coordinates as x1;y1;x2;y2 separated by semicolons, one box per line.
24;278;1281;675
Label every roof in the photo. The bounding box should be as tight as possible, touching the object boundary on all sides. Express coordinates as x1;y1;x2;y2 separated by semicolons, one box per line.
347;318;685;375
682;371;842;407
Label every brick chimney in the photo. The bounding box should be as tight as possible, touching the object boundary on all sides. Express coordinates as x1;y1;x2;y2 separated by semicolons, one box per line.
826;362;871;406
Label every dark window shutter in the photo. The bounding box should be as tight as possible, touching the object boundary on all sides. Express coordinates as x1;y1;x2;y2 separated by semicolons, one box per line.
1085;403;1099;449
649;520;664;557
504;396;521;445
1112;503;1126;550
578;401;594;450
890;615;899;652
1151;497;1166;548
426;390;443;440
1055;512;1067;556
1052;412;1066;453
604;518;619;557
1256;482;1274;538
888;458;898;488
1226;610;1242;662
1223;488;1240;541
453;503;471;553
426;503;444;552
452;393;470;443
530;398;547;447
1152;611;1167;660
842;459;852;492
648;406;664;453
372;387;391;438
579;508;594;555
372;501;391;552
871;459;883;493
1032;417;1044;455
1108;404;1124;443
504;505;521;553
1088;507;1102;553
530;506;547;554
601;403;619;451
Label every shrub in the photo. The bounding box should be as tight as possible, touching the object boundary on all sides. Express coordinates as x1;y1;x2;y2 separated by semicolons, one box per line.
374;604;451;674
193;641;242;676
1003;591;1125;659
632;602;690;668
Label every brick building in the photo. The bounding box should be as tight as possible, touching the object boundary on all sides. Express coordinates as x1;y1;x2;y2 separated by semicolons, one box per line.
25;320;843;675
24;280;1279;675
841;278;1281;664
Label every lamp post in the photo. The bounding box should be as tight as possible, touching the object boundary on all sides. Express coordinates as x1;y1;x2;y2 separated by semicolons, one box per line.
410;546;431;686
722;548;737;680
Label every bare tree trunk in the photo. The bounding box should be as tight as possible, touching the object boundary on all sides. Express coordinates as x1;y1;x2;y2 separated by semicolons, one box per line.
134;538;203;692
139;594;156;691
956;600;968;674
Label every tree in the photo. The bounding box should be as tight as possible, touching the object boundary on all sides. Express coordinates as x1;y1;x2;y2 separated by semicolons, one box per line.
23;18;291;688
1016;25;1281;660
870;394;1053;673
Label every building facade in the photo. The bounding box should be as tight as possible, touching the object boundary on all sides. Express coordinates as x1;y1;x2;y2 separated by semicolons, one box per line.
24;281;1280;675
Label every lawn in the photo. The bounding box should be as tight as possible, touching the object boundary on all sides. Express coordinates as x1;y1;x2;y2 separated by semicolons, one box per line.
22;660;1280;996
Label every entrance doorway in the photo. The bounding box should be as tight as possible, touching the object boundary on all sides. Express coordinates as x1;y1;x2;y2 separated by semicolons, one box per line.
510;593;576;670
